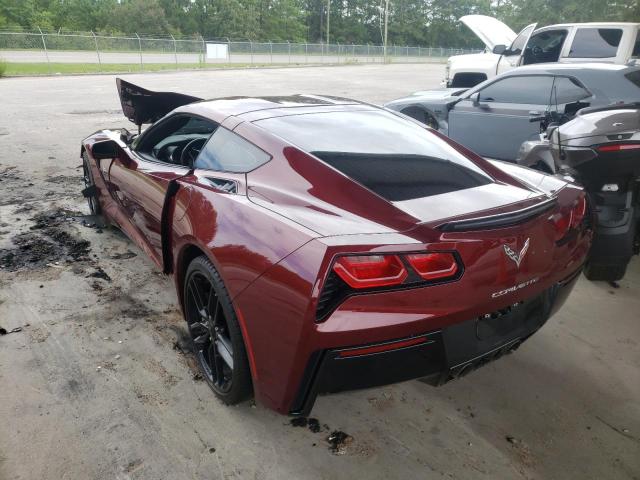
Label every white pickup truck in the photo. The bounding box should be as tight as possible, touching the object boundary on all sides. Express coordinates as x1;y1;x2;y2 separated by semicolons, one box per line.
446;15;640;87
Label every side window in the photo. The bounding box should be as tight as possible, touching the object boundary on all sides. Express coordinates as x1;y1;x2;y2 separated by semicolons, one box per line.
522;29;568;64
478;76;554;104
553;77;591;104
569;28;623;58
633;29;640;57
508;23;536;55
195;128;270;173
136;115;217;165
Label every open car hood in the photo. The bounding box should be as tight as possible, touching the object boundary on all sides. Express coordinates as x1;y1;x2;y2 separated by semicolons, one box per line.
116;78;202;127
459;15;516;50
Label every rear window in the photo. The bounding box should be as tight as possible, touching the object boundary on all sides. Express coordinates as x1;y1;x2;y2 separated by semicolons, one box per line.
569;28;622;58
553;76;591;104
255;110;492;201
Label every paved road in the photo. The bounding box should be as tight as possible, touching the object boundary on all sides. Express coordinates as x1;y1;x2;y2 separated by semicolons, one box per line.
0;64;639;480
1;49;445;65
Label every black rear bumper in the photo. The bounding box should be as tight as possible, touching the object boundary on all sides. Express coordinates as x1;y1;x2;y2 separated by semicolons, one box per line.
290;268;582;416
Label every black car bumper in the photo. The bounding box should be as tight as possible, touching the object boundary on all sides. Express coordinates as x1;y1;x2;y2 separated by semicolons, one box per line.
290;268;582;416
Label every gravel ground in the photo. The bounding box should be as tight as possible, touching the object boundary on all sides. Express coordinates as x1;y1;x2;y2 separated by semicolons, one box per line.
0;64;639;480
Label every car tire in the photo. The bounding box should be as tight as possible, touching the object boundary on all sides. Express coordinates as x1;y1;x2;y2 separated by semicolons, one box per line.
183;255;253;405
401;106;439;130
583;261;629;282
82;151;101;215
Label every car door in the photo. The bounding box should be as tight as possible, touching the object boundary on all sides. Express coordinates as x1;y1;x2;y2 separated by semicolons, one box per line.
107;114;217;265
448;75;554;161
496;23;537;75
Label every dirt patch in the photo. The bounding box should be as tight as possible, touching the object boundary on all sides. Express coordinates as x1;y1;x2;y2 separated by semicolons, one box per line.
0;209;90;271
29;326;50;343
144;358;179;388
45;175;82;185
506;435;535;467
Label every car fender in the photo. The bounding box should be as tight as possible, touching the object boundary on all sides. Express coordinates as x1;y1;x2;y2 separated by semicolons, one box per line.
516;140;557;174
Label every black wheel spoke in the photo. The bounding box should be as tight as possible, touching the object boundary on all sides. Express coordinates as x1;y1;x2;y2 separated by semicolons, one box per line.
211;300;222;329
193;332;210;346
188;281;206;315
189;321;208;334
209;343;224;386
216;336;234;370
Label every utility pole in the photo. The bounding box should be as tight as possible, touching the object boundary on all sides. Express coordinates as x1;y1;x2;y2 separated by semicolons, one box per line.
326;0;331;46
383;0;389;61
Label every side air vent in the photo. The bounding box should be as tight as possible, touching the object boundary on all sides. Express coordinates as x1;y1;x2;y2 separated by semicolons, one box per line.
315;271;345;321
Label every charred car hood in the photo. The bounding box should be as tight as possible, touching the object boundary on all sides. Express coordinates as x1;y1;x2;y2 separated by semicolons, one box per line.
459;15;516;50
116;78;202;127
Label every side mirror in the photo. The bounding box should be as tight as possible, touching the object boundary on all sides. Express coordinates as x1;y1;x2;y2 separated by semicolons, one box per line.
470;92;481;106
492;44;507;55
91;140;120;160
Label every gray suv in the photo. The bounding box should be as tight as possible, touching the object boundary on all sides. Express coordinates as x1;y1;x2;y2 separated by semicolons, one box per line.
385;63;640;161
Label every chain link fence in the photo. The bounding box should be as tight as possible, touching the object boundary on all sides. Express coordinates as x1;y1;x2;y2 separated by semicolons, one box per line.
0;29;481;71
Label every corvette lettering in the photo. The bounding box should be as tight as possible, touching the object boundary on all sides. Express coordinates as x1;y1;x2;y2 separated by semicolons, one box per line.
491;277;539;298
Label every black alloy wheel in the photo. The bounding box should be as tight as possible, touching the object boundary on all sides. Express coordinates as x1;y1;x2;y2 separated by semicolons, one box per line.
184;256;252;404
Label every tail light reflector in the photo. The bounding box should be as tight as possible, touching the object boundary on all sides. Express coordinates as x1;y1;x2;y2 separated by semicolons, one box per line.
332;254;408;289
570;195;587;229
597;143;640;152
406;252;458;281
550;210;572;241
337;336;428;358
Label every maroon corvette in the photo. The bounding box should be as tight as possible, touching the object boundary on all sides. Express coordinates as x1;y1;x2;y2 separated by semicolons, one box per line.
80;79;592;415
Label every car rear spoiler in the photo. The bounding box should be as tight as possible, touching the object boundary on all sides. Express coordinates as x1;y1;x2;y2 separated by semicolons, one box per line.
116;78;203;131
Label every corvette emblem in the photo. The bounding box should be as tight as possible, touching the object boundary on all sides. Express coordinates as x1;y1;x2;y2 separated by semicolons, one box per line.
503;238;530;269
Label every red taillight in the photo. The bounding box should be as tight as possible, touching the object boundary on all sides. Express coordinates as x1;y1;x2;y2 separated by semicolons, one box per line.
597;143;640;152
406;252;458;281
550;210;572;241
550;194;587;241
570;195;587;229
333;254;408;289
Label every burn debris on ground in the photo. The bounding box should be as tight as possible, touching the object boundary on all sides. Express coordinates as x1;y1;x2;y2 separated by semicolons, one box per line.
0;326;23;335
110;251;137;260
327;430;353;454
0;209;90;271
307;418;321;433
289;417;323;434
290;417;308;428
87;266;111;282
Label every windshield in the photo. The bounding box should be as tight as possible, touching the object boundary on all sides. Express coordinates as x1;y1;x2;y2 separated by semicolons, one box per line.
255;110;493;201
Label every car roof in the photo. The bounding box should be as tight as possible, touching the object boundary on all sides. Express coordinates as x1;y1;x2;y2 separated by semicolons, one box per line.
176;94;366;120
537;22;640;29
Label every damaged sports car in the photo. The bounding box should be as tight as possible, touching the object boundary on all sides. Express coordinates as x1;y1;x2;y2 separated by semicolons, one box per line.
80;79;592;415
